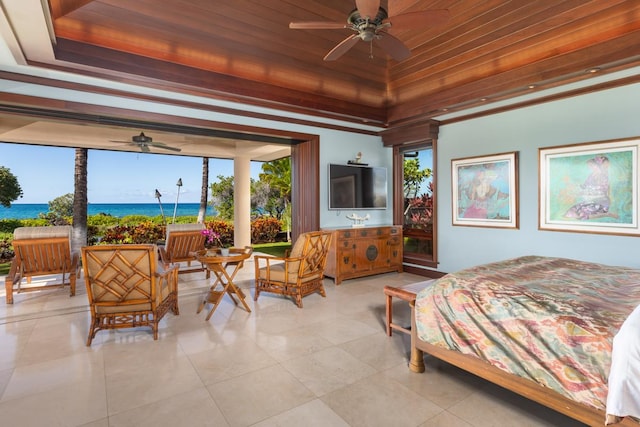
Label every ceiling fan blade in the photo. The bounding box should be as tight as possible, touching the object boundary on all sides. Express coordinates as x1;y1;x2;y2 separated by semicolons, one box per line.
324;34;361;61
385;9;450;29
289;22;346;30
376;33;411;62
150;142;182;152
356;0;380;21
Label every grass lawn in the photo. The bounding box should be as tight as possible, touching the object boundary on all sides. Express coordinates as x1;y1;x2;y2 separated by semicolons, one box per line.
0;242;292;277
252;241;291;257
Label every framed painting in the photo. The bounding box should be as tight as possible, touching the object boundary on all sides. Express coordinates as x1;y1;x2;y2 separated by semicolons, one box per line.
452;152;518;228
539;137;640;236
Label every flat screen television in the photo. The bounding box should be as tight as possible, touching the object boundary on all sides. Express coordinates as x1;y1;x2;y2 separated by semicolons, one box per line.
328;163;387;209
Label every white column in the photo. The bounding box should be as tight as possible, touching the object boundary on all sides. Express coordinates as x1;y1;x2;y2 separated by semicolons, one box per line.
233;155;251;247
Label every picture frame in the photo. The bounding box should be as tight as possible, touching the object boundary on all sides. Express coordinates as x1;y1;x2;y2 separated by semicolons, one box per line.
452;152;518;228
539;137;640;236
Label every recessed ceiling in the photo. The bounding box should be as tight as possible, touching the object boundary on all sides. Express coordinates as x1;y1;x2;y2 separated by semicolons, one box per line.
1;0;640;153
40;0;640;123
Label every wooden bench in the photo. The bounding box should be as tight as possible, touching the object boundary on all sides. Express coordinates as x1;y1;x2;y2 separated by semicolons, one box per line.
384;280;435;336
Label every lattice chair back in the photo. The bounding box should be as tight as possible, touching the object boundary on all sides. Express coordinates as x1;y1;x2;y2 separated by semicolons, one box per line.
81;244;179;345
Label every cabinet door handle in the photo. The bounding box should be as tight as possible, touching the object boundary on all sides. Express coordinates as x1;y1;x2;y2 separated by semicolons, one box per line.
342;256;350;265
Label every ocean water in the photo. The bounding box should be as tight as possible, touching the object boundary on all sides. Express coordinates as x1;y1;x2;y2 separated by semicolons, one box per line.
0;203;215;220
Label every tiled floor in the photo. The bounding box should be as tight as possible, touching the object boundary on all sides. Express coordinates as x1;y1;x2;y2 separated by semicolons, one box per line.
0;256;586;426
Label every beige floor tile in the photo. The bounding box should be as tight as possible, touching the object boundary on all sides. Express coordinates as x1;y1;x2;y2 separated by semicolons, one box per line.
339;329;409;371
252;399;350;427
383;357;485;410
1;351;105;402
282;346;377;396
0;368;12;399
254;327;334;363
105;353;204;415
418;410;473;427
208;364;315;427
78;418;110;427
0;376;108;426
321;372;443;427
188;337;279;385
447;383;586;427
107;387;229;427
309;316;379;345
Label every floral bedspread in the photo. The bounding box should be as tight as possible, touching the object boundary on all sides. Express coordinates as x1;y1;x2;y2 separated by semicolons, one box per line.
415;255;640;410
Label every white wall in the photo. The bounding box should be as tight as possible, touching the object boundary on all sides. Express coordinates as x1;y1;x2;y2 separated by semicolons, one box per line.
436;82;640;273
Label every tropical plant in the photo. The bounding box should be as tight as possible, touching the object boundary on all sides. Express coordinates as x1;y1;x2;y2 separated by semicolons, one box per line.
39;193;74;225
210;175;235;220
403;158;433;229
0;166;23;207
403;158;431;199
258;158;291;221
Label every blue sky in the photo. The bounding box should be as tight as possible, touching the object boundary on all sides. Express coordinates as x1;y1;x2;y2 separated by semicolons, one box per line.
0;143;264;204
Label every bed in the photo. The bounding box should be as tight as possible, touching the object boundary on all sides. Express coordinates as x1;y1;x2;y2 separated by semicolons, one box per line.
409;255;640;427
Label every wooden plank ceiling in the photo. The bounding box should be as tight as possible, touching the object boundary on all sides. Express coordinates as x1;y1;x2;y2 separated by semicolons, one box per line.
43;0;640;127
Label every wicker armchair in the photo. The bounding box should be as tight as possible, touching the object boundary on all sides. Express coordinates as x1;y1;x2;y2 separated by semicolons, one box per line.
158;223;207;275
5;225;79;304
81;244;179;345
254;231;332;308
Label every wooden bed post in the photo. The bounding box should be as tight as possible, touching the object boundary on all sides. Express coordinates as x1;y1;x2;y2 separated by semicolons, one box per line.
409;300;426;373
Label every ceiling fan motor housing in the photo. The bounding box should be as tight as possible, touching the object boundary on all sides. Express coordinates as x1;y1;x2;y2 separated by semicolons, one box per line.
132;132;152;143
348;7;388;41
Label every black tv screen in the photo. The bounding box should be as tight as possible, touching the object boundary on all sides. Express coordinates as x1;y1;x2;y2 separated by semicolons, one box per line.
328;163;387;209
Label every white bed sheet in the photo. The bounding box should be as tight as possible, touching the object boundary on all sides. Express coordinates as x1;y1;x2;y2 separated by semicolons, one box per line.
607;303;640;423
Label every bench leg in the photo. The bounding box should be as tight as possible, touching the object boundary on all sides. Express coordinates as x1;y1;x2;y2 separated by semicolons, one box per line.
385;294;392;336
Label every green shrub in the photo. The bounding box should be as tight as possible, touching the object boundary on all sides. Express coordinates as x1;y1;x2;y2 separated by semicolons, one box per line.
100;222;165;244
17;218;49;227
0;236;13;261
87;213;120;228
0;219;22;233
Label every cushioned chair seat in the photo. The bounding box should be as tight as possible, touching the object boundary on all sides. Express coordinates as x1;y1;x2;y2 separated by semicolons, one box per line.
254;230;332;308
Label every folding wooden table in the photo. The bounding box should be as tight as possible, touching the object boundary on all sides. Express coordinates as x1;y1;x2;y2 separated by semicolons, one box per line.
194;248;252;320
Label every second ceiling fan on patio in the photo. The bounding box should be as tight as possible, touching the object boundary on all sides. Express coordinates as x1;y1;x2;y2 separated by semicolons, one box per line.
289;0;449;61
110;132;181;153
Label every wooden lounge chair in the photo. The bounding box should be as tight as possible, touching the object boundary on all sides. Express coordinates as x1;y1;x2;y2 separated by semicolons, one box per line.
158;223;207;275
254;230;332;308
5;225;79;304
81;244;179;345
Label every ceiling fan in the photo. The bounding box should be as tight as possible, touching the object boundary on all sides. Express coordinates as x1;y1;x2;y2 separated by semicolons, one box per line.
289;0;449;62
110;132;181;153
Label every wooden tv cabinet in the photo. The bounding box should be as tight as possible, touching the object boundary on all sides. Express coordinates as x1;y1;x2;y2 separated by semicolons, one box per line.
323;225;403;285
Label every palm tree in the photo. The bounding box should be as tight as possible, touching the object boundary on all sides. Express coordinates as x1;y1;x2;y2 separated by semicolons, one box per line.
72;148;88;254
197;157;209;223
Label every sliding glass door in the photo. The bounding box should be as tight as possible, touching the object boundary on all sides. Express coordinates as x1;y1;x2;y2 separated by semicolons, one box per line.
398;144;436;266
